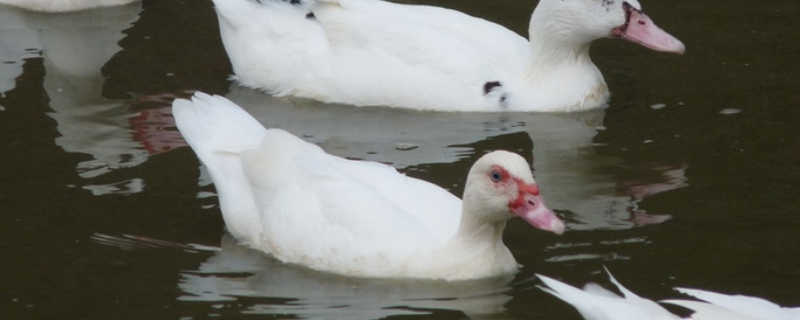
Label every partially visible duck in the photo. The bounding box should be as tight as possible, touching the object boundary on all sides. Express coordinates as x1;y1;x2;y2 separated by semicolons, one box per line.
213;0;684;112
538;269;800;320
173;92;565;280
663;288;800;320
537;269;679;320
0;0;138;12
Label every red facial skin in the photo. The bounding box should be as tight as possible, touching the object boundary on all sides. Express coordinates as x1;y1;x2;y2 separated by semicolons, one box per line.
490;165;565;235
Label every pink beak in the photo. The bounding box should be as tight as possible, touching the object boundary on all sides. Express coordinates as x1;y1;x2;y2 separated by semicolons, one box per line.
510;181;566;235
611;5;685;54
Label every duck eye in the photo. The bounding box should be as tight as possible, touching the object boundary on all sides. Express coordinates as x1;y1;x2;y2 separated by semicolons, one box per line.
490;170;503;182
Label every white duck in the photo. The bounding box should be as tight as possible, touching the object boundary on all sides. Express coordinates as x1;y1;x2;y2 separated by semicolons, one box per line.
172;92;566;280
213;0;685;112
0;0;138;12
537;269;800;320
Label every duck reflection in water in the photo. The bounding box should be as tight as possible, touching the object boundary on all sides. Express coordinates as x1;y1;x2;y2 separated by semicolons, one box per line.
90;232;515;319
178;234;515;319
0;3;189;195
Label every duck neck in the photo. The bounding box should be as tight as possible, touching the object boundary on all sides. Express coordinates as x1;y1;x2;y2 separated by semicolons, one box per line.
438;199;518;279
453;195;511;256
524;5;597;80
455;212;507;246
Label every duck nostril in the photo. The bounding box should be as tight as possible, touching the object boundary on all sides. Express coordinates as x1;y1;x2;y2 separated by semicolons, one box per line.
528;199;536;206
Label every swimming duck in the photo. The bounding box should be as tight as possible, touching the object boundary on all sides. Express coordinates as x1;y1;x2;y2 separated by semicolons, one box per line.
173;92;565;280
213;0;684;112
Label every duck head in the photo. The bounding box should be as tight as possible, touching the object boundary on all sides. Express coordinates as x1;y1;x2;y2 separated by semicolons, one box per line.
463;151;565;235
531;0;685;54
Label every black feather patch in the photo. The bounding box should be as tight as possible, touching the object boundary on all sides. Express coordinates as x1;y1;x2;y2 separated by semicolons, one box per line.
483;81;502;95
483;81;509;109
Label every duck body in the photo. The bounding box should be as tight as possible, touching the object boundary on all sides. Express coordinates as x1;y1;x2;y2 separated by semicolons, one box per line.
0;0;138;12
213;0;684;112
173;92;565;280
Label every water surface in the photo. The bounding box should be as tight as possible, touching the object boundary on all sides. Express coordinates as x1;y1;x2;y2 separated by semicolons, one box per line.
0;0;798;319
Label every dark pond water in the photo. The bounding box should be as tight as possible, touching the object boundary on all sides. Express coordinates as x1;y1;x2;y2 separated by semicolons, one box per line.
0;0;798;319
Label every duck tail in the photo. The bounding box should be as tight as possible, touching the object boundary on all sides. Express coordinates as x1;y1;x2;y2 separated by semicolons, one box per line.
172;92;266;161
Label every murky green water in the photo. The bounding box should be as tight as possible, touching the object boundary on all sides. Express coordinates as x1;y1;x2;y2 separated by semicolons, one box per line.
0;0;798;319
